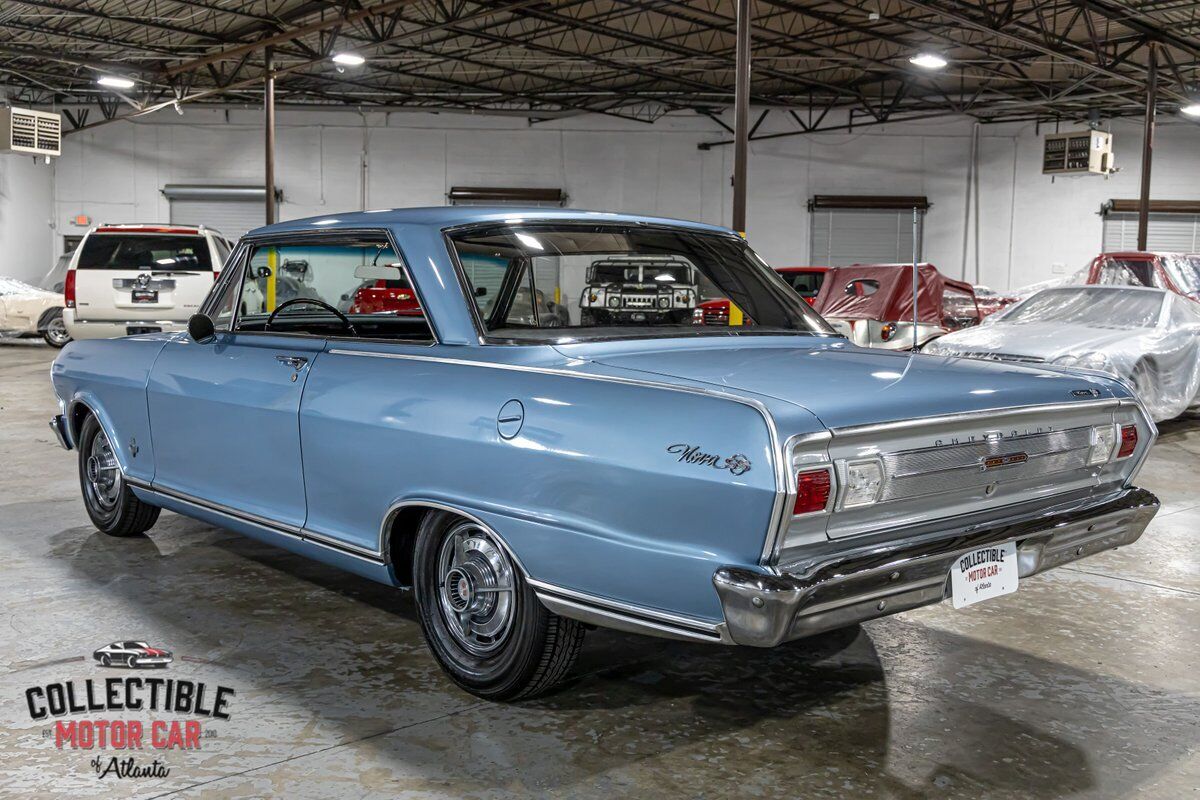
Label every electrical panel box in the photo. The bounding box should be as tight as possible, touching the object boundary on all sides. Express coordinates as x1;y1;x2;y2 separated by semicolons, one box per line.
1042;129;1112;175
0;107;62;157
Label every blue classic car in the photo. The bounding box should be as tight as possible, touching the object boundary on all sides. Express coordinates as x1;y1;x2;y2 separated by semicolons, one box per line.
50;208;1161;700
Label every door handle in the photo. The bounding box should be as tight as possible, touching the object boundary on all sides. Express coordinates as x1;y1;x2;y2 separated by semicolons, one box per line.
275;355;308;370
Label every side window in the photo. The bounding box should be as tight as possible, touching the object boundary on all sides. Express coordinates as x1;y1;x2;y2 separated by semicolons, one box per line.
233;239;433;342
942;287;979;330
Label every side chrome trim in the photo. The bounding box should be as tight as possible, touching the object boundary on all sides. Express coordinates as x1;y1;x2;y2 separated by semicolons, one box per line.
50;415;72;450
136;479;385;566
527;579;727;644
827;398;1121;437
329;347;788;567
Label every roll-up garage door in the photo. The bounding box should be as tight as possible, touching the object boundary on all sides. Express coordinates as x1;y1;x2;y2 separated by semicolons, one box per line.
808;196;927;265
162;185;277;240
1102;212;1200;252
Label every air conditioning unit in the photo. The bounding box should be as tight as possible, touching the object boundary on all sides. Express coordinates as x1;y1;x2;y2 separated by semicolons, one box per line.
0;107;62;157
1042;129;1112;175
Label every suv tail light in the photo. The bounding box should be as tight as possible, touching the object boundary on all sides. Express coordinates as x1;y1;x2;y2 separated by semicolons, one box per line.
794;469;831;515
1117;424;1138;459
64;269;76;308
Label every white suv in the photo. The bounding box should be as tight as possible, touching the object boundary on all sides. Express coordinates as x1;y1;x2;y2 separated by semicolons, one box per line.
63;223;234;340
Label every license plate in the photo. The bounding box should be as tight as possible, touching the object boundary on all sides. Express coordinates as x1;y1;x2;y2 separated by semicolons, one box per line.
131;289;158;303
951;541;1018;609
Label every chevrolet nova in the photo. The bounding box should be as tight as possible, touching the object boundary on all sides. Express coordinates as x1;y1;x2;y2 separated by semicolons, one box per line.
50;208;1160;700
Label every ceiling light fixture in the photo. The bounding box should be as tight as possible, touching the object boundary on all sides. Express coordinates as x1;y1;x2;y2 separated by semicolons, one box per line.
332;52;366;66
909;53;948;70
1181;103;1200;118
97;75;135;89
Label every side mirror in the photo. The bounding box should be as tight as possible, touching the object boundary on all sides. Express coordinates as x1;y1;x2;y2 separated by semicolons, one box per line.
188;313;215;343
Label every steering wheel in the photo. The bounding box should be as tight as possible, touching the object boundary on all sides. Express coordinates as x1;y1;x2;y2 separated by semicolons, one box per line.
264;297;358;336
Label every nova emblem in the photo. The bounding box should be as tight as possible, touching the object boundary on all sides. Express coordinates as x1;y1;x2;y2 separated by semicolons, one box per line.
981;452;1028;470
667;444;752;476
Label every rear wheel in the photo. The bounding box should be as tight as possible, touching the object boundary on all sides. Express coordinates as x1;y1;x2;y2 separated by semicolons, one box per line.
1130;360;1157;407
77;414;159;537
42;311;71;348
412;512;585;700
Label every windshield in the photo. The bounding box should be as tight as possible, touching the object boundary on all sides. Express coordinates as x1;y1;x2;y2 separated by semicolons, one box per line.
1004;288;1163;329
77;234;212;271
449;224;833;343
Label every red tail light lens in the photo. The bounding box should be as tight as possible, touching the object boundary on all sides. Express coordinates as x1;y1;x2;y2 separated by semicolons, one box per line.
1117;424;1138;459
794;469;832;515
64;269;76;308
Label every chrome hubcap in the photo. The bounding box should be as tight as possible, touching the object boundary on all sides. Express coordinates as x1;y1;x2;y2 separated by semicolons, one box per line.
87;429;122;511
47;317;69;344
436;522;516;655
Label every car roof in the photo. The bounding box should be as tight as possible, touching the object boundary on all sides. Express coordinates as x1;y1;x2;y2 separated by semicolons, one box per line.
246;207;736;237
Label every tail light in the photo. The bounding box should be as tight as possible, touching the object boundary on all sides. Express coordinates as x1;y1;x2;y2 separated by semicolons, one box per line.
880;322;897;342
794;469;832;515
64;269;76;308
1117;424;1138;459
805;296;816;306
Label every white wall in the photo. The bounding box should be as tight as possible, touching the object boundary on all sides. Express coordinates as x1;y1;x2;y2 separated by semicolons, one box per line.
30;106;1200;291
0;152;55;285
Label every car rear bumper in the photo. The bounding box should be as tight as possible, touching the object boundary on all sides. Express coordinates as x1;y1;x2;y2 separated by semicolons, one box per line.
64;310;186;340
713;486;1160;647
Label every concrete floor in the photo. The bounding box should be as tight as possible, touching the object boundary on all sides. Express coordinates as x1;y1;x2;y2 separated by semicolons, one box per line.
0;339;1196;799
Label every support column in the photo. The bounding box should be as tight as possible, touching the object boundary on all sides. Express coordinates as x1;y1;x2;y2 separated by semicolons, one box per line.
731;0;751;235
264;46;277;226
1137;43;1156;251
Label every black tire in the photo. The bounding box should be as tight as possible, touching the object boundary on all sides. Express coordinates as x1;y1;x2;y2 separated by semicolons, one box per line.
42;310;71;348
77;414;160;537
412;512;585;701
100;654;111;667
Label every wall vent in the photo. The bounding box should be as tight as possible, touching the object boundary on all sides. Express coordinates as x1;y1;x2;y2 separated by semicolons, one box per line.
0;108;62;157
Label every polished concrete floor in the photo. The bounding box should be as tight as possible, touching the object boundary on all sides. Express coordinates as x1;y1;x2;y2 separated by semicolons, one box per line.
0;339;1196;799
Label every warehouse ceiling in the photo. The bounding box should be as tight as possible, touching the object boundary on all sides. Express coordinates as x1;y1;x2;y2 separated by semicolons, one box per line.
1;0;1198;137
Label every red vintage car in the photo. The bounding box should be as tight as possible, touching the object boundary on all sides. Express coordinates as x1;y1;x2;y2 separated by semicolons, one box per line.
693;266;829;325
810;263;981;349
346;278;424;316
973;285;1022;319
1083;252;1200;301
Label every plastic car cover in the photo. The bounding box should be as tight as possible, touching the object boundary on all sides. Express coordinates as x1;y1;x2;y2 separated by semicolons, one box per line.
812;264;970;323
924;285;1200;421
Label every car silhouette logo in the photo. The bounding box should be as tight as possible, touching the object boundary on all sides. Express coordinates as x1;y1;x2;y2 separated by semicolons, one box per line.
93;641;173;669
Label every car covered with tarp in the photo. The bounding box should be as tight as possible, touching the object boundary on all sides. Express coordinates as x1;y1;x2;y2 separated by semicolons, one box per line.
811;263;980;349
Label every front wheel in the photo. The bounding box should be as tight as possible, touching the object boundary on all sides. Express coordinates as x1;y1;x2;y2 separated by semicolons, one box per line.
412;513;585;700
77;414;160;537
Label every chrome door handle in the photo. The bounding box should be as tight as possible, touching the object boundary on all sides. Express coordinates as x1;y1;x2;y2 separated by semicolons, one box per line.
275;355;308;370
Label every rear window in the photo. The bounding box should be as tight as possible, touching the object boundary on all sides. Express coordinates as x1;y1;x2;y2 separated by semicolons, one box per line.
77;234;212;271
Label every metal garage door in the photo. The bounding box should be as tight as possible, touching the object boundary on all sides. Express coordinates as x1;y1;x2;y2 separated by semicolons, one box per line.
1102;212;1200;252
810;208;924;265
162;185;275;240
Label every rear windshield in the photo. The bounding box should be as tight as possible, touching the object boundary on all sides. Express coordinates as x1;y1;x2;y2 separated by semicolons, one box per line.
77;234;212;271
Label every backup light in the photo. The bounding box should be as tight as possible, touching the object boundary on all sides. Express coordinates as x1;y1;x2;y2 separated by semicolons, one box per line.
794;469;832;515
1088;424;1116;466
1117;424;1138;459
841;460;883;508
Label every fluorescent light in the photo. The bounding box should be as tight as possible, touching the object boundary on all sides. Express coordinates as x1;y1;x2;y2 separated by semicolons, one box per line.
909;53;948;70
97;75;135;89
1181;103;1200;118
332;52;366;66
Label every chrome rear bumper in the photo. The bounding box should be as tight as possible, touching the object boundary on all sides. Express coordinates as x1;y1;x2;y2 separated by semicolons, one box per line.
713;486;1160;647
